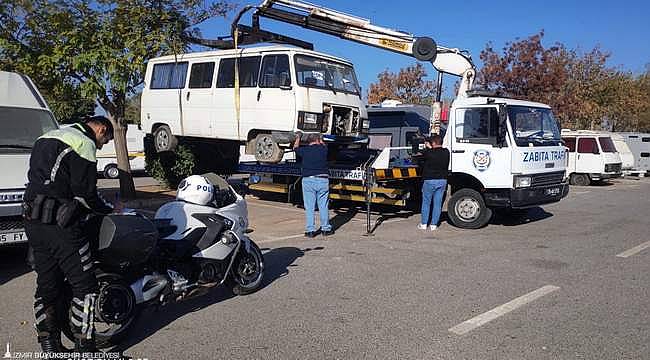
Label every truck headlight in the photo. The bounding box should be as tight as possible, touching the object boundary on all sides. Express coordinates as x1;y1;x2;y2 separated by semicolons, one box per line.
297;111;323;131
514;176;532;188
304;113;318;124
362;119;370;129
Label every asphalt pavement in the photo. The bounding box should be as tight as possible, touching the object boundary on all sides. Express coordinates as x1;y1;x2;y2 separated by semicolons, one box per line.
1;177;648;359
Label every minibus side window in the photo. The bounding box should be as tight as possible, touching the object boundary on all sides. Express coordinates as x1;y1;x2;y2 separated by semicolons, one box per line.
259;55;291;88
216;57;261;88
150;62;188;89
188;62;216;89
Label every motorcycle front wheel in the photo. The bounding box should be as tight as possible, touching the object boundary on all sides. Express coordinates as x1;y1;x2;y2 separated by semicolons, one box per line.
59;272;141;348
229;240;264;295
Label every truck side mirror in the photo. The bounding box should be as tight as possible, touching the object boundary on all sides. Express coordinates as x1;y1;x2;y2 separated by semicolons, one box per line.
497;104;508;147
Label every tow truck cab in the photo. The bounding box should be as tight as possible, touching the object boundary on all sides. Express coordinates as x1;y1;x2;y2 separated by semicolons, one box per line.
443;94;569;228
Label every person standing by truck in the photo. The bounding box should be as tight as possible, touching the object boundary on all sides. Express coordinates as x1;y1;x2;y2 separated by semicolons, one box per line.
23;116;115;354
293;132;334;237
417;135;450;231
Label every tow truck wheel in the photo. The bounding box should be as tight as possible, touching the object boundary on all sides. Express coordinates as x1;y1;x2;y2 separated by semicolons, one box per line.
448;188;492;229
570;173;590;186
254;133;283;163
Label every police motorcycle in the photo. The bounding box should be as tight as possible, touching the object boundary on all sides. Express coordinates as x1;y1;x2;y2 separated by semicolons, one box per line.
57;174;264;347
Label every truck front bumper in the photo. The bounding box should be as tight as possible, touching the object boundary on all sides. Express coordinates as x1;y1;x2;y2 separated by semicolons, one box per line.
484;182;570;209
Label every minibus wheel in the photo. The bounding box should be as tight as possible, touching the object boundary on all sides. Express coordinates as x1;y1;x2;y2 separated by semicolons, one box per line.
570;173;590;186
254;133;283;163
153;125;178;153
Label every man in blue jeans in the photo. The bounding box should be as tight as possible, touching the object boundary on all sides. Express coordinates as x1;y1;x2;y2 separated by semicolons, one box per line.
417;135;450;231
293;132;334;237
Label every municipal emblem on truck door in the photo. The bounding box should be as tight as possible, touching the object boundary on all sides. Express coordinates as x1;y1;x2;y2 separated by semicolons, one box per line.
473;150;491;172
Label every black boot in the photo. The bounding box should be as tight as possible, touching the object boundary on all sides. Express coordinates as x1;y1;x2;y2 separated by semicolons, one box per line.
35;304;66;354
74;337;99;352
37;332;66;354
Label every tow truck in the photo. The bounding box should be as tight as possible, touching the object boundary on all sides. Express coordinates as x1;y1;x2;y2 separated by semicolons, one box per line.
199;0;569;229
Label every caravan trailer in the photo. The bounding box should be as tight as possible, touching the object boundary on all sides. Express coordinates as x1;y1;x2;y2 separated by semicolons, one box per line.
618;132;650;175
561;130;622;185
608;133;635;173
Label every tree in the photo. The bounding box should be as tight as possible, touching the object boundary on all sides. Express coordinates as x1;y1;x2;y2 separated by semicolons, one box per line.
477;31;576;125
367;63;437;105
0;0;233;198
477;31;650;132
0;1;96;123
40;83;96;124
631;65;650;132
124;92;141;125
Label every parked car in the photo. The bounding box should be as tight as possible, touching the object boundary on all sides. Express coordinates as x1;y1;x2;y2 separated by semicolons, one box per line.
141;45;368;163
0;71;58;246
96;124;146;178
561;129;622;185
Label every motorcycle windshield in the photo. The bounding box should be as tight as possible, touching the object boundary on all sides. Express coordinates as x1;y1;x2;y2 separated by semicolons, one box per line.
202;172;231;191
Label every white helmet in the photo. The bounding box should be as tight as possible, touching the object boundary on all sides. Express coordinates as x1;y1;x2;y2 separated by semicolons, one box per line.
176;175;213;205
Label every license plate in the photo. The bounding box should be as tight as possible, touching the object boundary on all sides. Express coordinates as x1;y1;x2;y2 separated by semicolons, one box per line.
0;231;27;245
544;187;560;196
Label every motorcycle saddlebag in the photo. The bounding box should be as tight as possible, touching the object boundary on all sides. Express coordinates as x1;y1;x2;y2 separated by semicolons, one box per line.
97;214;158;267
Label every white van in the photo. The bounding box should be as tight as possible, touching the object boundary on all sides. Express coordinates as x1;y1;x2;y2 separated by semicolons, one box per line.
141;45;368;163
96;124;146;178
561;130;622;185
0;71;58;246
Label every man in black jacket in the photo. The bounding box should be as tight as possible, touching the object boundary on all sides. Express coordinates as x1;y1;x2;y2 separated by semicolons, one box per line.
417;135;450;231
293;132;334;237
23;116;115;353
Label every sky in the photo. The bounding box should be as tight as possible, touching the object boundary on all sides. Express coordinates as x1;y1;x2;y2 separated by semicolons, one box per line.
196;0;650;99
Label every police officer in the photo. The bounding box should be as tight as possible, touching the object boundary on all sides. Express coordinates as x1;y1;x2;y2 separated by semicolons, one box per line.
23;116;115;353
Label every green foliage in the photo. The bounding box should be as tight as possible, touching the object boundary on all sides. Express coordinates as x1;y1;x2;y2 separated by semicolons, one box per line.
145;144;196;188
0;0;233;118
367;63;437;105
42;84;96;124
124;92;141;124
1;0;233;196
144;136;241;188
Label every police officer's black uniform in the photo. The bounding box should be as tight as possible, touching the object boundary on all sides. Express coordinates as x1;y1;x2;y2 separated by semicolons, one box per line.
23;120;113;353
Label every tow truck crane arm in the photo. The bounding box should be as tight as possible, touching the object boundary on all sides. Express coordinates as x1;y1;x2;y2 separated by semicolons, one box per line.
251;0;476;97
186;0;477;132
